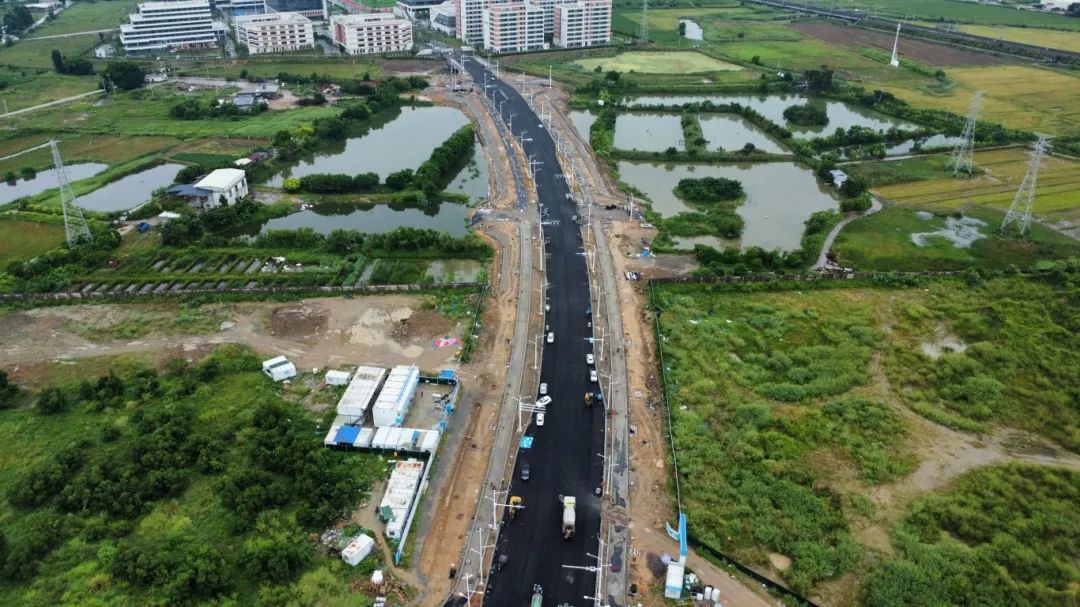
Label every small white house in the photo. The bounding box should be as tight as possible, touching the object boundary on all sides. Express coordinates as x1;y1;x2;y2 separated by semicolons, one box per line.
262;356;297;382
194;168;249;208
829;169;849;189
341;534;375;566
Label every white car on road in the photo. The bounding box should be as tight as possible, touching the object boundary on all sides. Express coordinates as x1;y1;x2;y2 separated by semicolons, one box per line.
586;353;594;365
539;382;548;396
590;369;598;382
537;395;552;408
547;332;554;343
536;412;545;426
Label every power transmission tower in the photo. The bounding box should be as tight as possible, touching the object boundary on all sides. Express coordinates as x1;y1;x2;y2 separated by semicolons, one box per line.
638;0;648;44
1000;136;1048;237
949;90;982;176
50;140;91;246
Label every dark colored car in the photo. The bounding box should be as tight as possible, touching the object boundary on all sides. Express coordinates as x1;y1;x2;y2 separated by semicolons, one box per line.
521;462;531;481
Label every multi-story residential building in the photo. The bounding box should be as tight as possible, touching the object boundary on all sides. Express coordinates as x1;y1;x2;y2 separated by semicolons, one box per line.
553;0;609;48
264;0;326;20
456;0;484;44
482;0;543;53
120;0;216;53
430;0;456;35
234;12;314;54
330;13;413;55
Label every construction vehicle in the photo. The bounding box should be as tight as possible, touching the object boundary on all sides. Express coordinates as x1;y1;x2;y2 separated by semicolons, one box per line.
531;584;543;607
507;495;523;519
561;496;576;539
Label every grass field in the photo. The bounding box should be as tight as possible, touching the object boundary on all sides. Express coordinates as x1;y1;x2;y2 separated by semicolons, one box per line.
802;0;1080;30
874;148;1080;224
656;275;1080;602
956;23;1080;53
831;206;1080;271
0;218;65;265
575;51;743;74
0;33;101;69
0;135;180;174
3;89;340;138
880;65;1080;136
0;67;100;112
714;38;883;71
26;0;137;38
196;59;382;81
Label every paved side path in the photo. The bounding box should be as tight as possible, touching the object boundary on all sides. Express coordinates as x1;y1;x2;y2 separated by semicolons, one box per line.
811;196;882;270
28;28;116;40
0;89;103;119
592;221;631;607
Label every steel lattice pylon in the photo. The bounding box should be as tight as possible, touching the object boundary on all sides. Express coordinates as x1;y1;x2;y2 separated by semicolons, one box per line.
1000;136;1048;236
51;139;91;246
949;90;983;176
638;0;648;44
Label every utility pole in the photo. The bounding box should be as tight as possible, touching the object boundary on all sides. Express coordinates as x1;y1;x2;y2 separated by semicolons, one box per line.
548;64;552;88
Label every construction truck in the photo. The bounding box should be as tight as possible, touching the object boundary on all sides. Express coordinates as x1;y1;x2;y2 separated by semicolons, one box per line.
531;584;543;607
507;495;523;519
561;496;576;539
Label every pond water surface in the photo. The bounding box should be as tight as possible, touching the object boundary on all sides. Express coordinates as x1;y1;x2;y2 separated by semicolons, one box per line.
0;163;108;205
445;142;489;204
627;94;916;137
234;201;469;237
885;134;964;156
680;19;704;41
617;160;838;250
615;114;684;152
570;111;597;142
268;106;470;186
698;115;786;153
79;163;184;213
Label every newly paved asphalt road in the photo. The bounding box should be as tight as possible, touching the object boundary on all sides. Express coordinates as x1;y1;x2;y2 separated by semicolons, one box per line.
464;60;605;606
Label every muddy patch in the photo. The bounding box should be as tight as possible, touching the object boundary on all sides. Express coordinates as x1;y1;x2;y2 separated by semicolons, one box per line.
920;324;968;359
270;304;329;340
911;215;987;248
768;553;792;572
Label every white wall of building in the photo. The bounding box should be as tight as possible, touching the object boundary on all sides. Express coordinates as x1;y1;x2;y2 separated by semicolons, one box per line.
553;0;609;48
235;12;314;54
120;0;217;53
331;13;413;54
482;0;544;53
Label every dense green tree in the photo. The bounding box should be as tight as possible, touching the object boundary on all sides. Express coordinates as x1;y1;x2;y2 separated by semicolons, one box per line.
36;387;69;414
104;61;146;90
3;5;34;33
50;49;65;73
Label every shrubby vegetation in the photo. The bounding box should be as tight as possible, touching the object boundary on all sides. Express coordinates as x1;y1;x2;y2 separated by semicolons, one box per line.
863;465;1080;607
674;177;743;202
783;103;828;127
170;97;267;119
655;273;1080;596
0;345;384;605
3;230;121;292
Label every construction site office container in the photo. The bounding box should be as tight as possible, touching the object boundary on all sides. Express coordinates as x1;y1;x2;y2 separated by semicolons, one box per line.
384;427;405;450
372;426;393;449
370;365;420;427
323;425;341;446
420;430;440;453
337;366;387;420
353;427;375;448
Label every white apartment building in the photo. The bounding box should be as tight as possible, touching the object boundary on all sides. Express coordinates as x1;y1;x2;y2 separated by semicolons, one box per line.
120;0;217;53
482;0;544;53
331;13;413;55
456;0;484;44
235;12;314;54
430;0;456;35
553;0;609;48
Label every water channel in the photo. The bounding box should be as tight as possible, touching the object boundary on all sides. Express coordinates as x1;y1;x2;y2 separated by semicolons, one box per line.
627;93;916;137
0;163;107;205
80;163;184;213
698;114;786;153
267;106;470;186
445;142;489;204
680;19;704;41
617;160;839;250
232;200;470;238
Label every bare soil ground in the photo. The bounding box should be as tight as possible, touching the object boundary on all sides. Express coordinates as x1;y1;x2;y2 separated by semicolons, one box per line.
792;22;1009;67
0;296;465;384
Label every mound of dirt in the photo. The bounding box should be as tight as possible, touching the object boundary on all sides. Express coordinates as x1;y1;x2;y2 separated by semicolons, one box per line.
270;304;328;340
394;308;458;342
